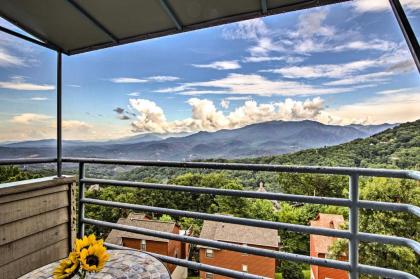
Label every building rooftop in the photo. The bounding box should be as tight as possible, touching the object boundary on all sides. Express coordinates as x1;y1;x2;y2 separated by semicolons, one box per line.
106;213;177;244
310;213;345;254
200;220;279;248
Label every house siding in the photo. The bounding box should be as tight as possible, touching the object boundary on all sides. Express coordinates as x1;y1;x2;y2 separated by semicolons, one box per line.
121;237;182;273
199;244;277;279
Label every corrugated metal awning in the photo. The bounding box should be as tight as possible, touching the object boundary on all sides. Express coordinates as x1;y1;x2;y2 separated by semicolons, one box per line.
0;0;347;55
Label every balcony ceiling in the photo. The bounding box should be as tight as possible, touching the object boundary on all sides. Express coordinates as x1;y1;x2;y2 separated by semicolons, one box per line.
0;0;348;55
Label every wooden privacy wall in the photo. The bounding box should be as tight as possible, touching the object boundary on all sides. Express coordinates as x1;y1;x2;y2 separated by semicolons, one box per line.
0;176;76;279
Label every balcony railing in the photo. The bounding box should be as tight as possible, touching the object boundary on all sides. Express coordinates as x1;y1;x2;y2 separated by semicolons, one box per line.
0;157;419;279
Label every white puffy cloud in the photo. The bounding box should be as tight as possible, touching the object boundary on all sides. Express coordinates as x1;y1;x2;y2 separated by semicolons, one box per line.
0;76;55;91
129;97;326;133
62;120;92;130
192;60;241;70
11;113;53;124
351;0;420;13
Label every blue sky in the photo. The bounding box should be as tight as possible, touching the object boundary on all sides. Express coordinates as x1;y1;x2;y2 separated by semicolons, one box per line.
0;0;419;141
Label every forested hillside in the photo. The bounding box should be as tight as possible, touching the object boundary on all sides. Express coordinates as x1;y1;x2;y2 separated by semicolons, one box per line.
240;120;419;169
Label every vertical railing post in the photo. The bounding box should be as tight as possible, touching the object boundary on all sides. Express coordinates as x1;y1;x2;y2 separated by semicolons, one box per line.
56;51;62;177
78;162;85;238
349;173;359;279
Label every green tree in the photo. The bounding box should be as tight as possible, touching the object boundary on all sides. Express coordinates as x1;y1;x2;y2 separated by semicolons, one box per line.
0;166;41;183
329;178;420;277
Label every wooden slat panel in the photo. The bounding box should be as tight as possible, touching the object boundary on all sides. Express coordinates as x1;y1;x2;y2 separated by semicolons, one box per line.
0;191;69;225
0;176;75;196
0;223;68;267
0;207;69;246
0;185;68;204
0;239;68;279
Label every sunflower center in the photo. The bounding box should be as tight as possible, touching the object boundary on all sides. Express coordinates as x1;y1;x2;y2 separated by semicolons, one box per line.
86;255;99;267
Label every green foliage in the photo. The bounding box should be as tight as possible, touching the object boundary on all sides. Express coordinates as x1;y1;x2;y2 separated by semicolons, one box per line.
329;178;420;277
240;120;420;169
0;165;42;183
159;214;173;222
84;186;138;236
279;261;304;279
278;173;347;197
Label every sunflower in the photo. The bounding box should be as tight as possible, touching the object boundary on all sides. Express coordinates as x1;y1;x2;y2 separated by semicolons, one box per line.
75;234;103;253
79;243;110;272
53;252;79;279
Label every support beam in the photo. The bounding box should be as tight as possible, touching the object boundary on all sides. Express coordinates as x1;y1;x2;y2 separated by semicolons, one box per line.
159;0;182;30
0;12;65;53
67;0;118;42
57;52;62;177
261;0;268;14
389;0;420;73
0;25;58;51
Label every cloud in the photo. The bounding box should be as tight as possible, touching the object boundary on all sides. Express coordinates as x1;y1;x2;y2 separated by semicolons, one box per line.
156;73;352;97
243;56;305;64
113;107;132;120
111;76;180;84
129;97;326;133
320;90;420;124
11;113;53;124
192;60;241;70
62;120;92;130
290;10;335;39
0;76;55;91
222;18;268;40
351;0;420;13
264;59;378;79
323;72;392;86
376;87;420;95
110;77;148;83
147;76;179;82
225;9;398;57
225;96;253;101
220;99;230;109
31;97;48;101
113;107;125;114
127;92;140;96
66;84;81;88
0;47;26;67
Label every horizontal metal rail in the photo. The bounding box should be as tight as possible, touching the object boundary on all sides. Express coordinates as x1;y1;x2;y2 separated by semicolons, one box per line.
83;217;351;271
85;218;417;279
0;157;57;165
81;178;420;217
81;177;351;206
105;242;266;279
82;197;420;254
63;157;420;179
82;197;351;238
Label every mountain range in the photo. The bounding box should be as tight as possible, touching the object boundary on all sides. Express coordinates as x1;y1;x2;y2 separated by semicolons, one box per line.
0;120;396;160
